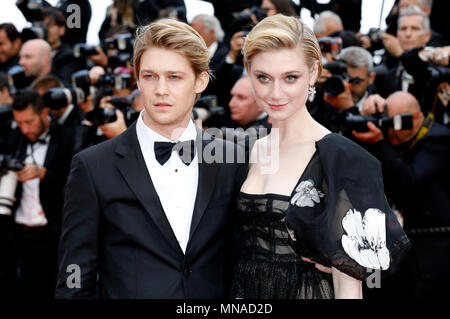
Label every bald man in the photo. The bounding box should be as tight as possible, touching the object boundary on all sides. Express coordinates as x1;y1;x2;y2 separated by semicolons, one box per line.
19;39;52;81
353;91;450;299
229;77;268;129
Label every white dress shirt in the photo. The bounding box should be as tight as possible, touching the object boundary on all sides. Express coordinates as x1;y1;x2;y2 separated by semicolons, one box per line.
136;111;199;253
15;131;50;226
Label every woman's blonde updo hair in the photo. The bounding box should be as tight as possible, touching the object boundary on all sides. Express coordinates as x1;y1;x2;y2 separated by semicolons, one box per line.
243;14;322;82
133;19;211;80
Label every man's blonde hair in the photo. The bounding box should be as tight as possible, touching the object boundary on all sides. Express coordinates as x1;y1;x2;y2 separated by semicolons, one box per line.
243;14;322;82
133;19;211;80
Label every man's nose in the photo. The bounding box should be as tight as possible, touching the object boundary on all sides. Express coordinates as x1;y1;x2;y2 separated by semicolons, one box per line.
155;78;169;95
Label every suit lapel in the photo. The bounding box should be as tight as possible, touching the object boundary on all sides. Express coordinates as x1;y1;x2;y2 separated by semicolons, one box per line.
188;128;219;241
115;123;184;256
44;125;58;167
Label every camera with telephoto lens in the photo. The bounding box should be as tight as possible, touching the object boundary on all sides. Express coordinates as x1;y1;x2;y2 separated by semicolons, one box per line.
0;154;25;216
107;96;139;126
426;65;450;83
193;95;226;128
318;37;342;56
16;0;49;23
231;5;266;33
0;105;13;126
72;69;133;94
21;21;47;42
107;52;131;70
105;34;133;54
8;65;28;94
322;60;349;97
42;87;86;110
366;28;384;49
343;110;413;133
73;43;99;59
84;107;117;127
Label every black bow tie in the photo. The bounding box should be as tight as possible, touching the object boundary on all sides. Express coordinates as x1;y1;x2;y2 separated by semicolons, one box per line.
154;140;196;166
29;137;47;146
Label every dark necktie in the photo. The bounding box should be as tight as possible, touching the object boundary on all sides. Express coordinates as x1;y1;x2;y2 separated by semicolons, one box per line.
154;140;196;166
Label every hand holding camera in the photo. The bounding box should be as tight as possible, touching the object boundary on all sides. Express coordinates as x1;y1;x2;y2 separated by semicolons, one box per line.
380;32;403;57
324;79;354;110
99;108;126;139
361;94;387;115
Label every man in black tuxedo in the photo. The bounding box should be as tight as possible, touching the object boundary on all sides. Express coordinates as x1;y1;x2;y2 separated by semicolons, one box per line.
7;88;74;298
55;19;245;299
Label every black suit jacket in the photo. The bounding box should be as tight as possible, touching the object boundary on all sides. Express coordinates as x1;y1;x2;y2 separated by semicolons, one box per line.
55;122;245;298
10;123;75;235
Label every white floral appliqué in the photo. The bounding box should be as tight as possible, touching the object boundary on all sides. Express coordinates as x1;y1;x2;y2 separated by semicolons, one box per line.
341;208;390;270
290;179;325;207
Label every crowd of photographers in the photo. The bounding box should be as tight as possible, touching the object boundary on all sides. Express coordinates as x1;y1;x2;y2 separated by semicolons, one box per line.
0;0;448;299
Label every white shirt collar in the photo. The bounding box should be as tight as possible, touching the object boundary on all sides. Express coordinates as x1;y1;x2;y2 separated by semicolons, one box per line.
208;41;218;58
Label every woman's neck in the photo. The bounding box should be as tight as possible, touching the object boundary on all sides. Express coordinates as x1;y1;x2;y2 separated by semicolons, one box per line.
270;105;326;145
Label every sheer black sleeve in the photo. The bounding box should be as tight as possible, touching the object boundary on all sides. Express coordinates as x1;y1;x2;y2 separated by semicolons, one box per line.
285;134;411;281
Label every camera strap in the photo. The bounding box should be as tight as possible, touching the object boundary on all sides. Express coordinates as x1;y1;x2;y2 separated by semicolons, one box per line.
409;113;434;149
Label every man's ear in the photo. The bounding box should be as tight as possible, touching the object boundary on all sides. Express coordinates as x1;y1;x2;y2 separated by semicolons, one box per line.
369;72;376;86
13;38;22;53
42;107;50;118
424;30;431;44
194;71;209;94
59;25;66;37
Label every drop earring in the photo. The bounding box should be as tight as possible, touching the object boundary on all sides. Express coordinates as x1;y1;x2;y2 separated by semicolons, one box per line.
308;86;316;96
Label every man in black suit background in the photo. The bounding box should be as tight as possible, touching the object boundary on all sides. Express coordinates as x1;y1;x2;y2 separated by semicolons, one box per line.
55;19;245;299
6;88;74;298
190;14;229;96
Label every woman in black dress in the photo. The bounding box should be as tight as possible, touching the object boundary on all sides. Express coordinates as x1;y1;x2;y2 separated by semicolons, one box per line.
230;14;411;299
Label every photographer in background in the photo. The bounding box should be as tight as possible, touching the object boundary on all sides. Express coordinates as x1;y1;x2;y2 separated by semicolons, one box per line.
317;46;376;136
19;39;53;84
313;10;343;39
377;0;446;50
42;7;84;87
352;91;450;299
228;76;269;130
31;75;84;134
190;14;228;95
375;5;441;113
16;0;92;47
6;88;74;299
0;72;14;137
0;23;22;73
